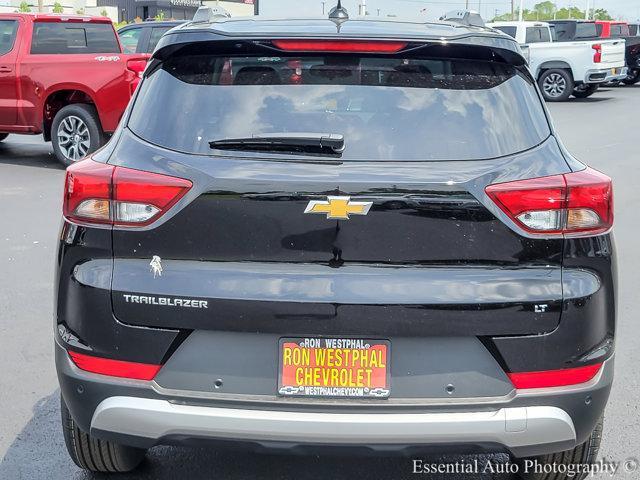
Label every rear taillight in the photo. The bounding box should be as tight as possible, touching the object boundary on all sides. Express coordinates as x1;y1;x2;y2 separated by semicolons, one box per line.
126;59;147;95
485;168;613;236
592;43;602;63
508;363;602;389
272;40;408;53
68;350;161;380
63;159;192;227
126;59;147;78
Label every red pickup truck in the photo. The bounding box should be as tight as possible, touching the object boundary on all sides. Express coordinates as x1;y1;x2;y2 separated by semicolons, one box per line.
0;14;146;165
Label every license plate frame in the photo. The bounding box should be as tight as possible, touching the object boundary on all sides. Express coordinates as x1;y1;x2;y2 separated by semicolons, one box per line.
277;337;391;398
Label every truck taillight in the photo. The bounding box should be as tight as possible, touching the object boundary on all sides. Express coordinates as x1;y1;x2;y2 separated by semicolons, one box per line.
63;159;192;227
126;59;147;78
592;43;602;63
126;59;147;95
485;168;613;236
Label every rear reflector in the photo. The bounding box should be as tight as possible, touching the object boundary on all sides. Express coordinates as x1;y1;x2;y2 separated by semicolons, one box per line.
272;40;408;53
508;363;602;389
63;159;192;227
68;351;161;381
485;167;613;236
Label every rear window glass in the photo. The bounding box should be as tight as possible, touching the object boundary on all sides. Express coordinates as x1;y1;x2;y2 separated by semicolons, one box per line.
129;54;550;161
576;23;598;39
148;27;173;53
609;24;629;38
31;22;119;54
525;27;551;43
493;26;517;39
0;20;18;56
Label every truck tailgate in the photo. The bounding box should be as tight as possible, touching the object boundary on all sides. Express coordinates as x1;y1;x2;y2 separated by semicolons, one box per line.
600;39;626;66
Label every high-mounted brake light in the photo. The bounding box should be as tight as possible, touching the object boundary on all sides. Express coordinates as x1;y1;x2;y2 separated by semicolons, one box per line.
508;363;602;389
485;168;613;236
592;44;602;63
63;159;192;227
68;350;161;380
272;40;408;53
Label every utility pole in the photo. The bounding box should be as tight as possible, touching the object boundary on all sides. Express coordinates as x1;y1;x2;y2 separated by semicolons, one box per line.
511;0;514;20
584;0;589;19
465;0;469;9
518;0;524;21
321;1;325;14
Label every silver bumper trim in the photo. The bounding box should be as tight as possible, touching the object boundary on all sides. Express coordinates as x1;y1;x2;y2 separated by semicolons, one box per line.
585;66;628;83
91;397;576;449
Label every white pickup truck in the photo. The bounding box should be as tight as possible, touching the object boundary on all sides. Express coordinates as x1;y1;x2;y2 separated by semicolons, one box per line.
487;21;627;101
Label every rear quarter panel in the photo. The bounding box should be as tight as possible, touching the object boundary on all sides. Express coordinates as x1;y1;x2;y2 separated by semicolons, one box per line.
15;20;138;133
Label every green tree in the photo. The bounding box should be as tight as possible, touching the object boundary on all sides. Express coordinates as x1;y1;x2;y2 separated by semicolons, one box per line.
592;8;612;20
532;1;555;19
76;8;84;14
52;2;63;13
18;1;31;12
100;9;108;16
492;4;613;22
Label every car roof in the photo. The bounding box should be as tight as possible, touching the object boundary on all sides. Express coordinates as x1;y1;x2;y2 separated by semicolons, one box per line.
488;21;550;27
119;20;186;31
153;16;522;62
547;19;594;23
174;16;501;39
0;12;111;23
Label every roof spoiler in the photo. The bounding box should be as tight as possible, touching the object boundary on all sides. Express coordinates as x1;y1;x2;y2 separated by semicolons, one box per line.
192;6;231;23
440;10;485;28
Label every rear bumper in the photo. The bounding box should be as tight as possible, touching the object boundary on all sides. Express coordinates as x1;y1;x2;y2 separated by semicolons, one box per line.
56;341;614;458
91;397;576;455
584;66;628;83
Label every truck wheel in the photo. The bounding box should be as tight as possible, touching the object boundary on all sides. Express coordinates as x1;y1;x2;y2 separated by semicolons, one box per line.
538;69;574;102
516;417;603;480
61;395;146;473
622;69;640;85
0;133;8;142
572;84;599;98
52;104;104;166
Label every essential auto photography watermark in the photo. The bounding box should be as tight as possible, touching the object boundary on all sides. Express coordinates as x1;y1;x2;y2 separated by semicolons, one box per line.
411;457;639;477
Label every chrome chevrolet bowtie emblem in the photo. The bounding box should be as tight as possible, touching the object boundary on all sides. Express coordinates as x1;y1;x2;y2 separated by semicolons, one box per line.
304;196;372;220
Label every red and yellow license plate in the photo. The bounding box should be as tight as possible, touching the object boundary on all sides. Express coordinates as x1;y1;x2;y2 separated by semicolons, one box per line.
278;338;390;398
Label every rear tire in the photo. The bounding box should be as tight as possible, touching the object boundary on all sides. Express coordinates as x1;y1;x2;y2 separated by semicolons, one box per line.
572;84;599;98
61;395;146;473
622;69;640;85
538;69;574;102
0;133;8;142
51;104;104;167
517;417;603;480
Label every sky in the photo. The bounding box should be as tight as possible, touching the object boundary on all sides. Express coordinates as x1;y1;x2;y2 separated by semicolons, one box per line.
259;0;640;23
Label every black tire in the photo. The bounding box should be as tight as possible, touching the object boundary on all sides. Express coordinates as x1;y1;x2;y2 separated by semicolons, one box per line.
51;104;104;167
538;69;574;102
622;69;640;85
61;395;146;473
0;133;8;142
572;84;599;98
517;417;603;480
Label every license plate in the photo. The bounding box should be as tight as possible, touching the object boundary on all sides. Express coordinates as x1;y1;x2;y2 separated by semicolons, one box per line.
612;68;617;75
278;338;390;398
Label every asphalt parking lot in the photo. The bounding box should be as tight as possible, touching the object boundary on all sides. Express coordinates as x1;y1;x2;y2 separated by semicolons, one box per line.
1;85;639;479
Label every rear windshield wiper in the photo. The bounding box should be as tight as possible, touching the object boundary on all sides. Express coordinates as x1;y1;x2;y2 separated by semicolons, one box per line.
209;133;344;156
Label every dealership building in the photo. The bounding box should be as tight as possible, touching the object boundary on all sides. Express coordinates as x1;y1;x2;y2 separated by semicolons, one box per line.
0;0;255;22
